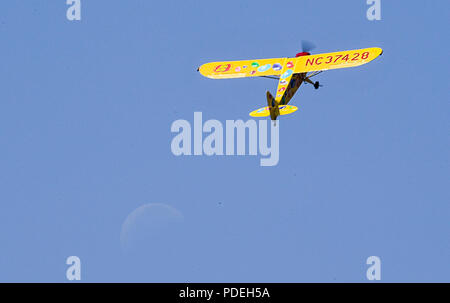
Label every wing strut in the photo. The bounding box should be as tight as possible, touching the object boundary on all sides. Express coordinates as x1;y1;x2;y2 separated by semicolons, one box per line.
259;76;279;80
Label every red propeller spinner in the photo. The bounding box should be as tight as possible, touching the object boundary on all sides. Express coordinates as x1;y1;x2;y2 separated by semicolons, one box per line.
295;52;311;57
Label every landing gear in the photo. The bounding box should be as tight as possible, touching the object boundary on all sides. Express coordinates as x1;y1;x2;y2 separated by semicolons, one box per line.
304;72;323;89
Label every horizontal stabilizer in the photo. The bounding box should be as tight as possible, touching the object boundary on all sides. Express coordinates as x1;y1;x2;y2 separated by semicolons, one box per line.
249;105;298;118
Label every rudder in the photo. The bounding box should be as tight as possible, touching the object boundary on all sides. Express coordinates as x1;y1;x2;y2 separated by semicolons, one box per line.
266;91;279;121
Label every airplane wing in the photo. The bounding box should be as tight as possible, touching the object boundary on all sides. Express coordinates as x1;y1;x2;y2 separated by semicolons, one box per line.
198;47;382;79
198;58;287;79
294;47;383;73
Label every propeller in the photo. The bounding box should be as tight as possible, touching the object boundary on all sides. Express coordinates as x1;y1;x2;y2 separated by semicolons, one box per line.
301;40;316;53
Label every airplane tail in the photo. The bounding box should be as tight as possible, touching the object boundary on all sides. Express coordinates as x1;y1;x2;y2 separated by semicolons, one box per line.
248;91;298;119
266;91;279;121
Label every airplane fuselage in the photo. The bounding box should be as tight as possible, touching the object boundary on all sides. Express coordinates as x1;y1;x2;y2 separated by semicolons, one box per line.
279;72;306;106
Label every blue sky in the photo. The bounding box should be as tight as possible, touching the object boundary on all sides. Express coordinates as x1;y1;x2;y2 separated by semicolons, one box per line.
0;0;448;282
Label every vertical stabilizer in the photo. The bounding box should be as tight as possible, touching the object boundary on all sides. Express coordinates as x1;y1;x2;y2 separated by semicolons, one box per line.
266;91;279;121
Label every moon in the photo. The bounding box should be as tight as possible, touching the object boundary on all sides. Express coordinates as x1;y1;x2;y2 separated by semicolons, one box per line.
120;203;184;255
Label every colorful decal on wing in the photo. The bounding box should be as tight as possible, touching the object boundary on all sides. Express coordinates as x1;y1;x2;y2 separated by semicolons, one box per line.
198;58;287;79
274;59;297;103
294;47;383;73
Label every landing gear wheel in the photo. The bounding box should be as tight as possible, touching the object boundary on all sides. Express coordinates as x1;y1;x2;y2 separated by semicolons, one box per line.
314;81;320;89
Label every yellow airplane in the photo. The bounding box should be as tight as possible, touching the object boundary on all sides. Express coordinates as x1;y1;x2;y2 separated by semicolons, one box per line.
198;43;383;120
